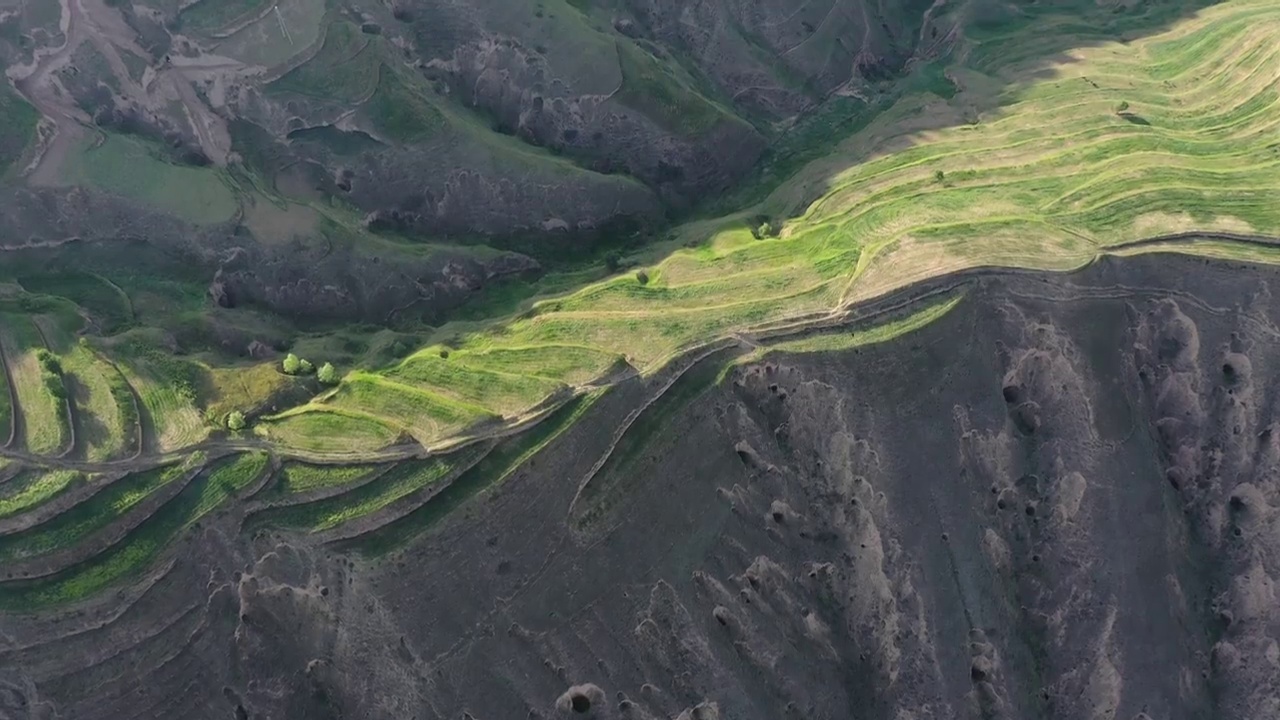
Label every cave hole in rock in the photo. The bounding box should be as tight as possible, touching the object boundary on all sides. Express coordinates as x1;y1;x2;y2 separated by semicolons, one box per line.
1223;362;1234;374
570;692;592;713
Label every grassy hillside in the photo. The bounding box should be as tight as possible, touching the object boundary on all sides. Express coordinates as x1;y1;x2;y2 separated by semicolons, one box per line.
249;0;1279;452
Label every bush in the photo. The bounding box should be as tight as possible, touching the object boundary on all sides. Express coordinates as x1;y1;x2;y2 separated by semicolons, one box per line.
1115;100;1130;113
299;359;315;375
226;411;246;431
604;252;622;273
282;353;301;375
35;349;61;375
34;349;66;400
317;362;338;385
934;169;945;183
43;372;67;400
750;215;780;239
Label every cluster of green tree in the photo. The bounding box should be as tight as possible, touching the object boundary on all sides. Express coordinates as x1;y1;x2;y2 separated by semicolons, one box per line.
34;349;67;401
223;354;342;433
749;215;781;240
282;353;338;385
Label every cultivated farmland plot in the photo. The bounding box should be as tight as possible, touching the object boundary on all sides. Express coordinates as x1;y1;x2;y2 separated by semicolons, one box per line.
0;315;70;457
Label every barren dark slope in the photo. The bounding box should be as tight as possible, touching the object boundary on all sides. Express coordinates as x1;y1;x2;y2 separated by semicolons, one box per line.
5;253;1280;719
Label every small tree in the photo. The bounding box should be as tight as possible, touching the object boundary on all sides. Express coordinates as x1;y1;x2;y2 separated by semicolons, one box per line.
934;170;945;183
318;362;338;385
299;359;315;375
1115;100;1130;114
226;411;246;431
282;353;301;375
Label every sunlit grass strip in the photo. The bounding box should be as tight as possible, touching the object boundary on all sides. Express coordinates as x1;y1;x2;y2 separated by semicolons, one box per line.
257;406;401;454
55;344;128;461
0;315;69;456
761;294;964;356
275;461;382;494
108;334;207;452
326;374;495;444
0;470;84;519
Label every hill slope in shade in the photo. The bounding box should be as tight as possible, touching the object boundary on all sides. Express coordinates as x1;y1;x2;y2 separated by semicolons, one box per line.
2;254;1280;718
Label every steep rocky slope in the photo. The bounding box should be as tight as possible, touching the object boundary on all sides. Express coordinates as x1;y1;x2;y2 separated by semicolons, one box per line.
4;252;1279;719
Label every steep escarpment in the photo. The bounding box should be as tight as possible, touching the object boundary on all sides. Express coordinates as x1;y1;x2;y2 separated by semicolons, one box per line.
4;253;1280;719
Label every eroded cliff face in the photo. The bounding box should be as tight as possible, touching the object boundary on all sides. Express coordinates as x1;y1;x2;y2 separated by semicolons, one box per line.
4;253;1280;719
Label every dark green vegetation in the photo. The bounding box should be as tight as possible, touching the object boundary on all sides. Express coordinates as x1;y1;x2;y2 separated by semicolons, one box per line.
0;469;85;519
274;461;382;495
249;446;486;533
0;81;38;173
0;459;194;564
0;452;266;610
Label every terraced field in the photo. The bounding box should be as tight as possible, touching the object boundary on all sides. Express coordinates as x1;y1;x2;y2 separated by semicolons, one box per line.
1;0;1279;614
257;0;1280;452
0;314;70;456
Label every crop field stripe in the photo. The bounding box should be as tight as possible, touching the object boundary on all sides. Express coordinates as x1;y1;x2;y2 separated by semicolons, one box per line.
109;341;207;453
257;446;488;532
257;406;402;455
0;460;195;564
34;316;127;462
274;462;383;495
0;315;70;456
0;470;84;520
0;452;267;610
